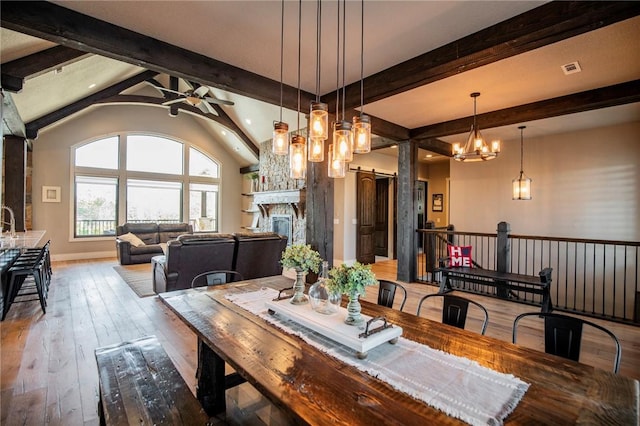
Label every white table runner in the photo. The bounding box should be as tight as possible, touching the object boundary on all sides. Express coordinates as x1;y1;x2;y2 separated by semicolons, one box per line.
226;288;529;426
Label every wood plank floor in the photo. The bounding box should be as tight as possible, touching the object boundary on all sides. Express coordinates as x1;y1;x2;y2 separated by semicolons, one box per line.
1;258;638;425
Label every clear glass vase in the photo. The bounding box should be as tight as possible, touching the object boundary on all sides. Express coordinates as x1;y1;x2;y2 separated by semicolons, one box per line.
309;261;340;315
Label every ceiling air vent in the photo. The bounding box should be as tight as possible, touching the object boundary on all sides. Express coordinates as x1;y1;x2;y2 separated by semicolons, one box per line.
561;61;582;75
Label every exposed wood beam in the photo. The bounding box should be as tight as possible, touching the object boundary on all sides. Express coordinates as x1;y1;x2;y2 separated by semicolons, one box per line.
0;1;313;112
209;104;259;157
24;70;158;139
1;45;90;93
1;90;25;138
410;80;640;140
1;2;403;144
340;1;640;111
94;94;260;158
415;139;454;157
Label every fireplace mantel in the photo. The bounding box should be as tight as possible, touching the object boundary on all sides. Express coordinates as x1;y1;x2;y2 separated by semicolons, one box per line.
253;189;306;219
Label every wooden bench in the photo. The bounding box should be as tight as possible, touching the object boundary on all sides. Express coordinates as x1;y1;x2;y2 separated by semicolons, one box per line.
95;335;209;425
437;266;553;313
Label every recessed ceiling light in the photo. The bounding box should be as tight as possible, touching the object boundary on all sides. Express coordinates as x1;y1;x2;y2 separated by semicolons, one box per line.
425;154;433;158
391;145;397;149
88;83;96;89
245;118;252;125
234;146;240;152
221;130;227;136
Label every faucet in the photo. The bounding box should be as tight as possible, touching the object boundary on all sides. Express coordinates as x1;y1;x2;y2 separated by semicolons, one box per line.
1;205;16;238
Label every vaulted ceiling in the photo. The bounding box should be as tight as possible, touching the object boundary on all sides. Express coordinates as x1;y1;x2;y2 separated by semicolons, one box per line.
2;1;639;169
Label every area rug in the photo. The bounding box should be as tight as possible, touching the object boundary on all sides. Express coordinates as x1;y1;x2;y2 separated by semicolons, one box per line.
113;264;155;298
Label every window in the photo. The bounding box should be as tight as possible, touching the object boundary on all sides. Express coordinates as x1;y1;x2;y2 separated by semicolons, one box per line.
190;183;219;231
72;134;221;238
127;179;182;222
75;176;118;236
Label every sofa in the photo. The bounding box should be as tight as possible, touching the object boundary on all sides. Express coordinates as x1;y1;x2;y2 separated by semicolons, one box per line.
115;222;193;265
233;232;288;280
153;233;237;293
152;232;288;293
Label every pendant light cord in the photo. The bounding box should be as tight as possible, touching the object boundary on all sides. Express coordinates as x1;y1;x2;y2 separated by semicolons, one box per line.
279;0;284;123
341;0;346;121
296;0;301;134
519;126;525;175
335;0;340;122
315;0;321;102
359;0;364;118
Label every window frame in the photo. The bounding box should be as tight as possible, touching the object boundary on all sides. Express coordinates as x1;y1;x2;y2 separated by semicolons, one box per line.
70;132;221;241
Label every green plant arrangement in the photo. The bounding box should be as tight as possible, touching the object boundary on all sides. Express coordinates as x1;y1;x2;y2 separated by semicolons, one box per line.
327;261;378;296
280;244;322;274
247;172;259;181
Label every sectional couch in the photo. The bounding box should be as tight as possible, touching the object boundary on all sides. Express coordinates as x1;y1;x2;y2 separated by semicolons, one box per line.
115;222;193;265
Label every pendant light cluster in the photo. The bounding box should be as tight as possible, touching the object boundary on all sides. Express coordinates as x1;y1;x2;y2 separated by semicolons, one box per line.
273;0;371;181
512;125;532;200
453;92;501;162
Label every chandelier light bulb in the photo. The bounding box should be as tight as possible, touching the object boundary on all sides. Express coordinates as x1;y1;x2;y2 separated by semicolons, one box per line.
290;135;307;179
308;137;324;162
272;121;289;155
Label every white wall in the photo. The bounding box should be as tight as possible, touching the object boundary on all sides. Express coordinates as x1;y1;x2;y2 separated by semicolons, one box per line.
450;122;640;240
32;104;243;260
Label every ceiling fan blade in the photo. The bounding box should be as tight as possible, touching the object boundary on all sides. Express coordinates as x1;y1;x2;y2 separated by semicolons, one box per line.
162;98;185;106
194;85;210;98
197;101;210;114
157;87;184;96
202;101;217;115
204;96;234;106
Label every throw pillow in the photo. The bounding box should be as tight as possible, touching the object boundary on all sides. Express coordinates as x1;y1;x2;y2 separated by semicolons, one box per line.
118;232;146;247
448;245;472;268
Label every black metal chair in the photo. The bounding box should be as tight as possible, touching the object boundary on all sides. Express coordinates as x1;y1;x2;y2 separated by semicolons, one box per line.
512;312;622;374
377;280;407;312
191;270;244;288
2;244;49;320
417;293;489;335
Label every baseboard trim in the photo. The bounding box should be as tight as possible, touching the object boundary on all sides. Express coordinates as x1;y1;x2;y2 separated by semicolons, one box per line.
51;251;116;262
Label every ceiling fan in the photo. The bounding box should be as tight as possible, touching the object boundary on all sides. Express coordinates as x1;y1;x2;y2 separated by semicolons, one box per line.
157;82;234;115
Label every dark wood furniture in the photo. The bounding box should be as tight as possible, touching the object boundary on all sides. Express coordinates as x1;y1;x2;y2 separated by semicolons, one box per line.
94;335;208;426
438;266;553;313
160;276;638;425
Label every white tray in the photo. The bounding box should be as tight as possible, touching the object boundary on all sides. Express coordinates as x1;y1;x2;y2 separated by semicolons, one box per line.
265;299;402;358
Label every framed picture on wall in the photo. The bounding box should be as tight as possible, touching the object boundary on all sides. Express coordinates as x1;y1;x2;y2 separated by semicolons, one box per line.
42;186;61;203
432;193;443;212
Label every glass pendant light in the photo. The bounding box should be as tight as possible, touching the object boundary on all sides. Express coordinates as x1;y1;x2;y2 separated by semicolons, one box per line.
290;135;307;179
308;0;328;160
289;0;307;179
272;0;289;156
512;125;532;200
327;144;346;178
333;120;353;162
352;0;371;154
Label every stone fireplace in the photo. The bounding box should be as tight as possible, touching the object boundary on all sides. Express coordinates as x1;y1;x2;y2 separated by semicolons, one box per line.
271;214;292;246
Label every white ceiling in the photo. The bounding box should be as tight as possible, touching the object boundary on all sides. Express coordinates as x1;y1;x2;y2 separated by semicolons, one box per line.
2;1;639;167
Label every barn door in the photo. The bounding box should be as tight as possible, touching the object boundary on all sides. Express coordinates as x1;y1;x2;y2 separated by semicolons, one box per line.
356;170;376;264
374;178;389;257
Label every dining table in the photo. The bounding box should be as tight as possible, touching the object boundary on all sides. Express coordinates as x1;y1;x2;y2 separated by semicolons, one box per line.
159;275;639;425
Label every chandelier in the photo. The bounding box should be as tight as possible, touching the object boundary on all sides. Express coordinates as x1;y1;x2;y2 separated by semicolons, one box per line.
512;125;532;200
452;92;500;162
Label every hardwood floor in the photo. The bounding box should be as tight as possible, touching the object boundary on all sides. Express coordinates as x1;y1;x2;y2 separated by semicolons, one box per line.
1;258;638;425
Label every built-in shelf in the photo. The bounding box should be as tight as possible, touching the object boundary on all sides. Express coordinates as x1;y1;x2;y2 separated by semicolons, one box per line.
242;209;260;213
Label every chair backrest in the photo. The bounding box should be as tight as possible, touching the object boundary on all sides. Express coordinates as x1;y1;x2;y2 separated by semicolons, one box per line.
512;312;621;373
233;232;287;280
377;280;407;312
191;270;244;288
417;293;489;335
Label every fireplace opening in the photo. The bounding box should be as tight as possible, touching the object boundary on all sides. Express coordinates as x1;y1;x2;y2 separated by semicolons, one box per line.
272;214;292;245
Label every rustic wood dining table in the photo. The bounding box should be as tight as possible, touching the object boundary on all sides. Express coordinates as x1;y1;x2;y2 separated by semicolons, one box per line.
159;275;639;425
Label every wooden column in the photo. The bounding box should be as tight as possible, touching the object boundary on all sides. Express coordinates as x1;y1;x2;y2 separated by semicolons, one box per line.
396;140;417;282
3;135;26;233
306;138;334;267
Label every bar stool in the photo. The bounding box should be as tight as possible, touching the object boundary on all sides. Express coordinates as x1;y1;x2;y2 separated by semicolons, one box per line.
2;245;48;320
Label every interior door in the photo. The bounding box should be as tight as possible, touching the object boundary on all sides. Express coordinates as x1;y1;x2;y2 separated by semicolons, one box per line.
356;170;376;264
374;178;389;257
